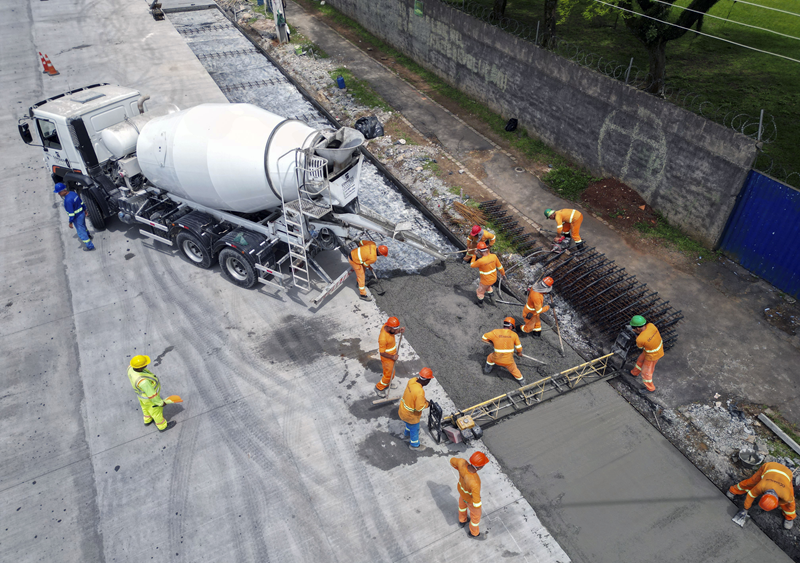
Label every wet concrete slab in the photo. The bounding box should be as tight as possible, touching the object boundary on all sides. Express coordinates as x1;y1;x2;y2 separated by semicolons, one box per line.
482;382;792;563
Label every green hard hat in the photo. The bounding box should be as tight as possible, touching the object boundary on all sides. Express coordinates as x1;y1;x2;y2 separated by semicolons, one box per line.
544;208;554;219
630;315;646;327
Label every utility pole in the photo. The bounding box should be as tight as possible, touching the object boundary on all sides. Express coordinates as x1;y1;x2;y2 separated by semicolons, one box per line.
272;0;289;44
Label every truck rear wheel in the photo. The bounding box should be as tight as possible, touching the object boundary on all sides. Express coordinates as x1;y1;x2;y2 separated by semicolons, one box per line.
176;232;212;269
219;247;257;288
83;193;106;231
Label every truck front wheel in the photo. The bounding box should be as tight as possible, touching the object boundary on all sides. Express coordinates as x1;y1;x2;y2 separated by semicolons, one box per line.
83;193;106;231
176;232;212;269
219;247;257;288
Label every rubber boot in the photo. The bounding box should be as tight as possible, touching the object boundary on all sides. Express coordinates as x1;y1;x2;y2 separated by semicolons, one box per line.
785;519;794;530
475;297;484;308
359;293;372;302
158;420;177;433
575;241;585;250
485;291;496;306
483;362;493;374
375;388;387;399
516;378;526;386
531;331;541;338
726;491;735;500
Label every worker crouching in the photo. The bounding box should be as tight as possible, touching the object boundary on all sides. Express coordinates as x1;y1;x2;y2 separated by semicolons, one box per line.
464;225;496;263
728;462;796;529
127;355;178;432
398;368;434;451
470;241;505;308
451;451;490;539
376;316;405;398
545;208;584;249
629;315;664;393
482;317;525;384
349;240;388;301
522;277;553;337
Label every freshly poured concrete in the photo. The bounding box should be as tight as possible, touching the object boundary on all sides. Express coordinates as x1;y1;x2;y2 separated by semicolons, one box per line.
483;383;792;563
0;1;568;561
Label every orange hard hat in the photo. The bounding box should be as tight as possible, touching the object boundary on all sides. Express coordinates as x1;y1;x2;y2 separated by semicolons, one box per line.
377;245;389;257
542;276;554;287
418;367;434;379
470;225;482;236
759;490;780;511
469;451;489;468
503;317;515;328
476;241;487;250
385;317;400;328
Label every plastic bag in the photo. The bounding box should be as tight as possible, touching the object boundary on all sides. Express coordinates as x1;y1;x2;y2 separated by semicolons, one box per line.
354;116;384;140
505;118;518;132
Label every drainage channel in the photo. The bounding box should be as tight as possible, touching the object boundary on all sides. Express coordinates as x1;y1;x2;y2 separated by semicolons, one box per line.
166;7;457;275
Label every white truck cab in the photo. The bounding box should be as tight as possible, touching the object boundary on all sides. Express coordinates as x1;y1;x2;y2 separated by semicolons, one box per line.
19;83;144;183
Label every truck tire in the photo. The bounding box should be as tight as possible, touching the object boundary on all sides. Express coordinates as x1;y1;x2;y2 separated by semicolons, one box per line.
83;193;106;231
176;232;213;269
219;247;257;288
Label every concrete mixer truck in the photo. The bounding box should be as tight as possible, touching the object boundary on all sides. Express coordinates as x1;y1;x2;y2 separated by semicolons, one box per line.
18;83;445;304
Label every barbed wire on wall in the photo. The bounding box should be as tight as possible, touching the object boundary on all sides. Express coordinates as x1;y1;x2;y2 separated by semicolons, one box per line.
438;0;797;187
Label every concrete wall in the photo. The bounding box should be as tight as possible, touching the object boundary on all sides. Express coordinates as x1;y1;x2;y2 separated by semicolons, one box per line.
326;0;757;247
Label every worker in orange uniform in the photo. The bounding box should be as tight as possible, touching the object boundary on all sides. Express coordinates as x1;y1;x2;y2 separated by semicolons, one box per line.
398;368;434;451
376;316;405;398
727;461;796;529
463;225;496;263
522;276;553;337
545;208;584;249
470;241;505;307
451;451;490;539
629;315;663;393
349;240;389;301
127;355;177;432
482;317;524;384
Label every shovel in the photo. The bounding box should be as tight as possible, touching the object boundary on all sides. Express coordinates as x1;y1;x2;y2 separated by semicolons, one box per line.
367;267;386;295
521;353;547;365
732;509;749;527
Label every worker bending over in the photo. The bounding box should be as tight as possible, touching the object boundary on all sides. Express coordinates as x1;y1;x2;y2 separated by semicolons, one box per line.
470;241;505;307
545;208;584;249
728;461;796;529
482;317;525;384
522;277;553;337
629;315;663;393
464;225;496;263
349;240;388;301
398;368;434;451
127;355;177;432
451;452;490;539
376;316;405;398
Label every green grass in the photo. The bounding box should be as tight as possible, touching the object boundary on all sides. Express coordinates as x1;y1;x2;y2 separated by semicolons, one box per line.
542;166;597;201
448;185;465;196
423;159;441;174
758;409;800;458
329;68;392;111
635;212;706;254
457;0;800;185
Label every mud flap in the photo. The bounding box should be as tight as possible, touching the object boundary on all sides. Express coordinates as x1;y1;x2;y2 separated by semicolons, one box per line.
428;400;443;444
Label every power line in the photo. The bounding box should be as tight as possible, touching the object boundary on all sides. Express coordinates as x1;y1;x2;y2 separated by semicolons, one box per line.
590;0;800;64
644;0;800;42
721;0;800;18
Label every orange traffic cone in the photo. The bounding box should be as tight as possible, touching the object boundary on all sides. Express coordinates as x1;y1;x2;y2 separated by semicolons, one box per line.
38;52;47;73
40;52;59;76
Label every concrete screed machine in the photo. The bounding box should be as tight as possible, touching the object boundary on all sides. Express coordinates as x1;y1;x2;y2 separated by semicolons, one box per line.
19;84;445;304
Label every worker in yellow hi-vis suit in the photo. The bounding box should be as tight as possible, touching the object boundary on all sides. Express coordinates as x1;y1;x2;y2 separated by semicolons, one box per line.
127;355;177;432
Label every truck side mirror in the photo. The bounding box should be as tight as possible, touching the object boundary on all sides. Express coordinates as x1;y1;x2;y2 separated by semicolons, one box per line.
18;123;33;144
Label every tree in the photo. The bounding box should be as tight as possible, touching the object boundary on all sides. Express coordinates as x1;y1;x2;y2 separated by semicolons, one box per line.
619;0;721;94
493;0;508;18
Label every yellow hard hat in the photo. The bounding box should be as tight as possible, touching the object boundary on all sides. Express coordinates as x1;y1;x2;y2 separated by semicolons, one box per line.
130;355;151;369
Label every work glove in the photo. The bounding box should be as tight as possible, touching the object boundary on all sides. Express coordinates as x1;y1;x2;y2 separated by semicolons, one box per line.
555;236;565;243
525;313;533;320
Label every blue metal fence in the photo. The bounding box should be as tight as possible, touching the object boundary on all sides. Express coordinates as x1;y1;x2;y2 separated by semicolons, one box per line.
720;170;800;298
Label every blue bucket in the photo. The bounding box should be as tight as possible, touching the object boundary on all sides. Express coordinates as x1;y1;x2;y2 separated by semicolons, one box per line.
336;75;346;89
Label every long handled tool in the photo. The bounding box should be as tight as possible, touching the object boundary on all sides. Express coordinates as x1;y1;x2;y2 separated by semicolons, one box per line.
445;249;472;255
521;353;547;365
549;294;565;357
367;267;385;296
372;334;403;405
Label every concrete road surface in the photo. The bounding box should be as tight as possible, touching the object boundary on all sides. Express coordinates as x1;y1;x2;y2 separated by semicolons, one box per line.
0;1;566;561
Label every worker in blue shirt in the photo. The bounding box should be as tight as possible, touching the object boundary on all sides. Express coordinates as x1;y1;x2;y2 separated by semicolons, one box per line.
55;182;95;251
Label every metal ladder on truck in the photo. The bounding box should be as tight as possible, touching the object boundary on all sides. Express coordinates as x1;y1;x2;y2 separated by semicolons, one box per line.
275;151;331;292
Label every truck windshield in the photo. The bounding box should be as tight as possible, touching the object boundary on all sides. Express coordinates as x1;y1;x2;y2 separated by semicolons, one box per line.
37;119;62;150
